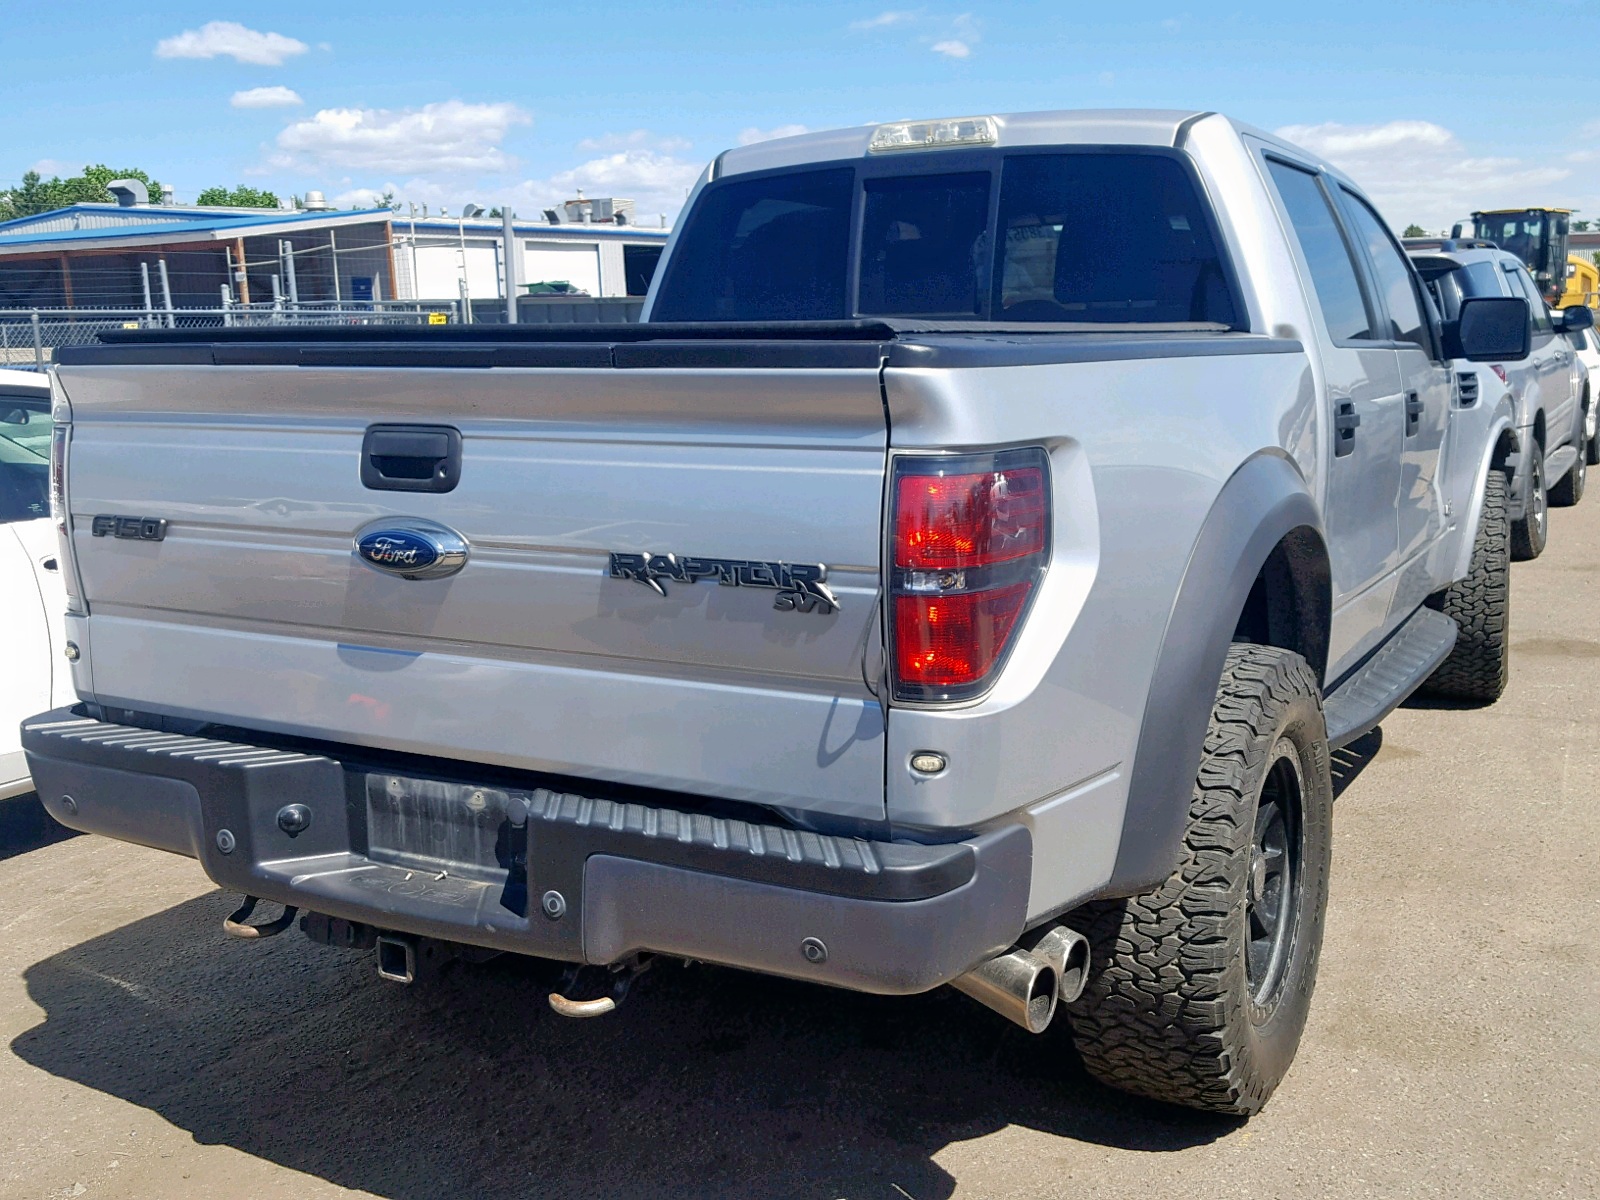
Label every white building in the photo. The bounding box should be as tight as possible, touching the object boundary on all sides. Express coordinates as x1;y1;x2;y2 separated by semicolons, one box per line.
391;210;671;306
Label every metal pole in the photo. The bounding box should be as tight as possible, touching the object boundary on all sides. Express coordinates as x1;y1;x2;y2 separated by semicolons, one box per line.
329;229;341;304
282;241;300;307
221;285;234;326
409;207;420;302
457;215;472;324
156;259;174;328
502;207;518;323
140;262;153;317
31;310;44;371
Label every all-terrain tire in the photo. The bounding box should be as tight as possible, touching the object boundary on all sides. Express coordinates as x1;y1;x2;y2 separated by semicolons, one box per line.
1510;440;1548;561
1420;471;1510;703
1063;645;1333;1116
1549;447;1586;507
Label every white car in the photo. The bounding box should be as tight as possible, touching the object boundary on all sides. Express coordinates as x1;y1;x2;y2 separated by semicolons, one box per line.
1572;325;1599;465
1;368;73;800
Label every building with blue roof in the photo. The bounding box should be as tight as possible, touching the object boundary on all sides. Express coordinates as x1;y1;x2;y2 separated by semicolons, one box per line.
0;202;398;309
0;194;672;313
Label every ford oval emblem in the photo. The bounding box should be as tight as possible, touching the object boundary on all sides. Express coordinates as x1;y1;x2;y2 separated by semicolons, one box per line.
353;519;469;581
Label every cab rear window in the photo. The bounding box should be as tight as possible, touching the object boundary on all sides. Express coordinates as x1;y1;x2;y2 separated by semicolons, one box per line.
653;151;1241;327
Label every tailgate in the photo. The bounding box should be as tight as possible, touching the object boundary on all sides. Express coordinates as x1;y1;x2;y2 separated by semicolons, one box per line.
56;352;889;820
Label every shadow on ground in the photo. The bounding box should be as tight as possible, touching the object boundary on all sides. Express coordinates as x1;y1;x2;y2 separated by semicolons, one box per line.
0;792;76;863
13;889;1237;1200
1330;727;1383;799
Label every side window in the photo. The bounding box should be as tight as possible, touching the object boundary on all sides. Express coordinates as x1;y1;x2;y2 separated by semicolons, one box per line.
1509;266;1553;334
1459;261;1504;298
1264;159;1372;343
1339;190;1429;351
0;400;51;525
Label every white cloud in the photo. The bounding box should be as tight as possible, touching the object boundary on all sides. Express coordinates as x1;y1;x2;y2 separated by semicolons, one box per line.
576;130;691;153
1275;120;1575;233
271;100;531;175
28;158;78;178
851;10;918;30
331;186;393;209
517;150;703;223
851;9;979;57
155;21;308;66
231;86;302;109
737;124;810;145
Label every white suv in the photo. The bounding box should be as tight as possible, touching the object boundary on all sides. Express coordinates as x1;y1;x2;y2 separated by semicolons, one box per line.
1;369;72;800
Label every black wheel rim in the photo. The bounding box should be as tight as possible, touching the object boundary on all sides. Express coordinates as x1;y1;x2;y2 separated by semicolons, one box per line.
1246;740;1303;1010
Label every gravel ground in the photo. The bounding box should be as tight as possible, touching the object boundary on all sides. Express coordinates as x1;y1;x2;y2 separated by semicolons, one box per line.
1;494;1596;1200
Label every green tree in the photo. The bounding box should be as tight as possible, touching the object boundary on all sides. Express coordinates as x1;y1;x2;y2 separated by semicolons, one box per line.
1403;223;1427;237
1573;219;1592;233
0;164;164;220
196;184;280;208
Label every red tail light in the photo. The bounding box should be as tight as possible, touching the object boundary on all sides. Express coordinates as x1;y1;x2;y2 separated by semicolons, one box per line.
889;449;1050;702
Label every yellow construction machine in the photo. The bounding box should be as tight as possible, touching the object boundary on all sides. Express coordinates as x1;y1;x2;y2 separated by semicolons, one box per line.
1457;208;1572;304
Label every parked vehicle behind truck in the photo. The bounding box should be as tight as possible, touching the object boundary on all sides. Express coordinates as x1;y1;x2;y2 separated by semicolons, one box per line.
24;110;1530;1116
1411;245;1594;558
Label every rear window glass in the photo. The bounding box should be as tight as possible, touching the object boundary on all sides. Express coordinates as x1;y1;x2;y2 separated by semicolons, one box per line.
651;167;854;322
859;173;990;317
994;154;1237;324
1417;259;1505;321
653;152;1240;326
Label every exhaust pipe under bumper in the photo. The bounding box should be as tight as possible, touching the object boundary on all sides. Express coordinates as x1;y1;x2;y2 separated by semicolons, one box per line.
951;924;1092;1034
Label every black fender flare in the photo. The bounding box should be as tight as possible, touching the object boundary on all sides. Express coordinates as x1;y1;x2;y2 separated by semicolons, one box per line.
1108;452;1325;895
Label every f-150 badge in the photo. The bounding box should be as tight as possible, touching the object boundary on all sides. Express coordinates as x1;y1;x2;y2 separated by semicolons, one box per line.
609;552;839;614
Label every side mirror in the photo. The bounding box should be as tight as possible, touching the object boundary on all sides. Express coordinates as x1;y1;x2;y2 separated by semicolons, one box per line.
1445;296;1531;363
0;408;29;425
1556;305;1595;334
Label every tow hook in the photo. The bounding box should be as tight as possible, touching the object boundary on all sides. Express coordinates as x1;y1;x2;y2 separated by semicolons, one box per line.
222;895;299;940
548;954;654;1018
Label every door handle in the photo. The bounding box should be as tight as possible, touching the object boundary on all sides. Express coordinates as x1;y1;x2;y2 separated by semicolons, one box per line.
360;424;463;493
1334;400;1360;458
1404;391;1423;437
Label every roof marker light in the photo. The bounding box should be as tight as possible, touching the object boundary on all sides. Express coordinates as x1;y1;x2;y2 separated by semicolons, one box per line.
869;116;997;153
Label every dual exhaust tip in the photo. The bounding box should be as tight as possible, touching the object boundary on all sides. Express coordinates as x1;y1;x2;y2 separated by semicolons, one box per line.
951;925;1090;1035
373;920;1089;1038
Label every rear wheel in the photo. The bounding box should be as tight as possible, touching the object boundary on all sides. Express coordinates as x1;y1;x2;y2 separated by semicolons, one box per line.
1510;441;1548;560
1549;448;1586;507
1422;471;1510;702
1064;645;1333;1116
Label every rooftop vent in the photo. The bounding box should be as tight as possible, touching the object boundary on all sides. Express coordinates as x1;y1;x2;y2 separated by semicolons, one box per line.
559;197;635;225
159;184;175;206
107;179;148;207
303;190;331;212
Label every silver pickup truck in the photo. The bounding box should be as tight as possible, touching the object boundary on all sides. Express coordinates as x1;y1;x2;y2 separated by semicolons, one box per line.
23;110;1535;1116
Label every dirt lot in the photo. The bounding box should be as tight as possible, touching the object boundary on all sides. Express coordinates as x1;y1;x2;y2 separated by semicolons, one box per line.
2;497;1597;1200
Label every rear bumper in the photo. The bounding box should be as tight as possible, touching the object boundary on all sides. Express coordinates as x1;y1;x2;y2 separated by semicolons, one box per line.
21;708;1030;995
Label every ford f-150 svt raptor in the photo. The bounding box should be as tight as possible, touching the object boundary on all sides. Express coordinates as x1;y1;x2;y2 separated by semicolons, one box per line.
23;110;1535;1115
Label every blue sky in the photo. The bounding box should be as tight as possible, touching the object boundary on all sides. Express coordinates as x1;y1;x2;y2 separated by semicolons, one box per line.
4;1;1598;229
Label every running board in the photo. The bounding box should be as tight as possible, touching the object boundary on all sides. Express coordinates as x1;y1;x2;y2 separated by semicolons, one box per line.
1323;608;1457;747
1545;444;1579;485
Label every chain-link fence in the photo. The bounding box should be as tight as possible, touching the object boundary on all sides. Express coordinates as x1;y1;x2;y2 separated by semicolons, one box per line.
0;302;464;370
